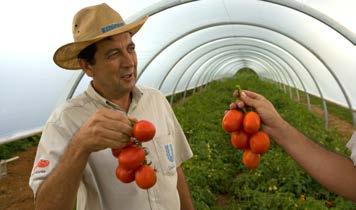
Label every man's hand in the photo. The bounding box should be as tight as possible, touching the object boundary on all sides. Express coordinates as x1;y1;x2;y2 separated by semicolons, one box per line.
72;108;133;155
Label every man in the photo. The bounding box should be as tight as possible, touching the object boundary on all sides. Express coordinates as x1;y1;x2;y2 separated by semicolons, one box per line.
231;90;356;202
29;3;194;210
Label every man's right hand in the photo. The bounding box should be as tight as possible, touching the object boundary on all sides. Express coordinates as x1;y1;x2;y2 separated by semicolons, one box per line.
72;108;133;155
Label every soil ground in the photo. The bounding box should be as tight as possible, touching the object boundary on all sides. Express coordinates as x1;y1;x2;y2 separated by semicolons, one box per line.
0;147;36;210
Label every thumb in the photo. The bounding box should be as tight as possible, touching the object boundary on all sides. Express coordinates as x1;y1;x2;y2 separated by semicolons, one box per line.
243;90;262;99
128;117;138;126
240;91;258;108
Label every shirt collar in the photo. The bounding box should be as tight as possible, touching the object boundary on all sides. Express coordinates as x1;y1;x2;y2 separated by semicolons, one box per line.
85;82;143;112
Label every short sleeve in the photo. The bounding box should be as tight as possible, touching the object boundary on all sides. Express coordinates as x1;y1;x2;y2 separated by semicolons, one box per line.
28;121;72;197
346;131;356;165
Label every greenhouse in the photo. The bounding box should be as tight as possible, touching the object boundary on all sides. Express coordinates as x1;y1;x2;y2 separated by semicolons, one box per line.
1;0;356;209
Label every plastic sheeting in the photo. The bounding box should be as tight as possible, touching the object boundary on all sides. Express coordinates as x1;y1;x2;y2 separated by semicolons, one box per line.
1;0;356;144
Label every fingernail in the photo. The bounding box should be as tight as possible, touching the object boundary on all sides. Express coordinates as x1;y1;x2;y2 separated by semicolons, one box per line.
241;91;246;98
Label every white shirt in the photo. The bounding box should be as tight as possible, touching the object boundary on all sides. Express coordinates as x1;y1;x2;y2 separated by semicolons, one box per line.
29;84;193;210
346;131;356;165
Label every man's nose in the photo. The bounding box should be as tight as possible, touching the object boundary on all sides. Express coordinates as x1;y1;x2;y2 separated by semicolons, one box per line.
122;52;135;67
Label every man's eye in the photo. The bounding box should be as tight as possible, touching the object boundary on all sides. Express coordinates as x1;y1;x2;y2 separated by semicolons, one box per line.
129;45;135;52
108;51;119;58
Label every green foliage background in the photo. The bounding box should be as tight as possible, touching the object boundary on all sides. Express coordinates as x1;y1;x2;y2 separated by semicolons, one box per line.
1;69;355;210
174;69;355;210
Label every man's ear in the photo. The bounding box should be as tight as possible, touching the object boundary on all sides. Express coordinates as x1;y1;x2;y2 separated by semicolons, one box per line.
79;59;94;77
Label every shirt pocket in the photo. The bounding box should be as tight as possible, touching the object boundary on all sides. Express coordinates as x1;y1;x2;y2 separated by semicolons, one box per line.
153;133;177;176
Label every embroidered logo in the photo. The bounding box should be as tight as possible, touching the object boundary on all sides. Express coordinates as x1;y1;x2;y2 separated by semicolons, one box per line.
164;144;174;162
36;159;49;168
101;21;125;33
32;159;50;175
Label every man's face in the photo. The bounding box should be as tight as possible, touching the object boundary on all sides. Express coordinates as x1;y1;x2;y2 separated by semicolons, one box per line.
87;32;137;98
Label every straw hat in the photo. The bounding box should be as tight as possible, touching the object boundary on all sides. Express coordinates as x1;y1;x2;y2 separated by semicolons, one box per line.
53;3;148;70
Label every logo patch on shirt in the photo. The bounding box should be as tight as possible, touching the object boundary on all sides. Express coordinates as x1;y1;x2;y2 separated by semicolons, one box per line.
32;159;50;175
36;159;50;168
164;144;174;162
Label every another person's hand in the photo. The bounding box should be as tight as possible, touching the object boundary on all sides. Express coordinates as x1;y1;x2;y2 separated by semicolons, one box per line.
72;108;133;155
230;90;288;140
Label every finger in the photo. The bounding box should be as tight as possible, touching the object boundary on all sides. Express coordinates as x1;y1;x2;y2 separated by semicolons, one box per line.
242;90;263;100
95;126;130;142
240;91;259;108
128;116;138;125
103;136;131;149
104;131;131;144
233;90;240;97
101;111;132;127
99;108;130;123
236;101;244;109
96;119;133;137
116;121;133;136
229;102;237;110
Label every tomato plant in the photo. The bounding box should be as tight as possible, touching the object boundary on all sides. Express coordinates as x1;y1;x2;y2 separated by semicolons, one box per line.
133;120;156;142
116;166;135;183
135;165;157;189
249;131;270;154
222;109;243;132
118;145;145;170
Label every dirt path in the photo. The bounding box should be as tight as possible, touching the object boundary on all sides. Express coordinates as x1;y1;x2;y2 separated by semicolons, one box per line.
0;147;36;210
0;106;354;210
311;106;354;140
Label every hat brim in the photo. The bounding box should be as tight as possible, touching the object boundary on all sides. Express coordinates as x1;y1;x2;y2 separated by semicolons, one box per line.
53;16;148;70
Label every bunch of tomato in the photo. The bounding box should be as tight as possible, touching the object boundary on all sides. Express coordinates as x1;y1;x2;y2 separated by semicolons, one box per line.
111;120;157;189
222;88;270;169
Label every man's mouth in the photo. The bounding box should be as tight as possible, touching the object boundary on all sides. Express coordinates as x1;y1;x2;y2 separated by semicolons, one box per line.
121;73;134;80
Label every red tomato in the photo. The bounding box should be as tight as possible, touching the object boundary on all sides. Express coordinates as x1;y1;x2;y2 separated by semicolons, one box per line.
230;130;249;150
118;145;145;170
111;139;135;158
111;148;121;158
250;131;270;154
243;111;261;134
222;110;243;133
135;165;157;189
242;149;260;169
115;166;135;183
133;120;156;142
